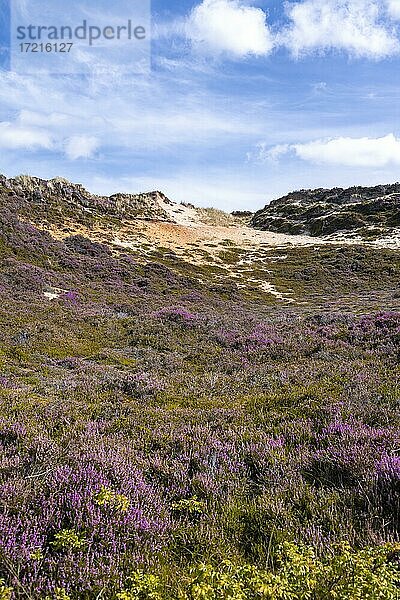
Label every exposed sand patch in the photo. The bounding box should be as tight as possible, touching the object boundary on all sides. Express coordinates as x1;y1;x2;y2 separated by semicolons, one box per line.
26;210;400;303
43;286;68;300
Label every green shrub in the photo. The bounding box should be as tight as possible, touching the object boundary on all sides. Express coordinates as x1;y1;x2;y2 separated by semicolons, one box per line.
43;589;71;600
118;543;400;600
0;580;12;600
172;497;206;516
51;529;87;551
117;572;163;600
94;486;130;513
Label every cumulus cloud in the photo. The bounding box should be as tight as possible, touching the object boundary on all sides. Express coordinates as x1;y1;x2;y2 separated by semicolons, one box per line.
180;0;400;60
261;134;400;167
64;135;99;160
0;121;54;150
185;0;274;58
282;0;400;59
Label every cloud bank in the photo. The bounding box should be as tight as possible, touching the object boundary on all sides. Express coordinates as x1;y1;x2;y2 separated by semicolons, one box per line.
0;121;54;150
181;0;400;60
257;134;400;167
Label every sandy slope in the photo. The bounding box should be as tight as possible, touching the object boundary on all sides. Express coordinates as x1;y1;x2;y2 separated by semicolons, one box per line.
30;199;400;304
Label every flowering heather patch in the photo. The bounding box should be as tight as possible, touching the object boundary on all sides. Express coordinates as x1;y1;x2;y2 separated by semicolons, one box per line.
0;201;400;596
63;291;79;305
153;307;199;326
215;324;283;352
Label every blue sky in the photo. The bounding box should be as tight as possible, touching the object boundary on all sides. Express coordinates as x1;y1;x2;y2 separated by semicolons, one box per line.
0;0;400;210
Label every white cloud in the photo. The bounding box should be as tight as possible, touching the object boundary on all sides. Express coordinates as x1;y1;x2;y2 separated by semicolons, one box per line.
160;0;400;60
247;142;290;163
282;0;400;59
0;121;54;150
262;134;400;167
65;135;99;160
387;0;400;19
185;0;274;58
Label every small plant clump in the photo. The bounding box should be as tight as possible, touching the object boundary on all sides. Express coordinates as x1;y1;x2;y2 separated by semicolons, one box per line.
51;529;87;551
171;496;206;516
94;486;130;513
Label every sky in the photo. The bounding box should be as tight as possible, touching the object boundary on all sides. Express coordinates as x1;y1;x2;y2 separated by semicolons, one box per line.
0;0;400;210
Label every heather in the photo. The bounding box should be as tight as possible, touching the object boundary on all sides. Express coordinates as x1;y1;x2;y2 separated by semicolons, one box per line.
0;183;400;597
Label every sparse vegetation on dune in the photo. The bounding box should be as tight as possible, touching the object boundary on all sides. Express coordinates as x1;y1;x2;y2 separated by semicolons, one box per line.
252;184;400;239
0;177;400;597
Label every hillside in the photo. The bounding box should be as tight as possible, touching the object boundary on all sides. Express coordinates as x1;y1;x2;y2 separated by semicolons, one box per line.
251;183;400;239
0;175;400;598
2;174;400;311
